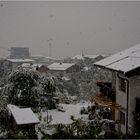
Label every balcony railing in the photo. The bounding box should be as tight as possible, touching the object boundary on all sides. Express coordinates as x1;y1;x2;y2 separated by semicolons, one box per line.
91;94;126;112
90;81;126;117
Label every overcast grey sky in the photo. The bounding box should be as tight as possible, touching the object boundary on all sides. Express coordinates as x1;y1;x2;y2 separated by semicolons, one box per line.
0;1;140;58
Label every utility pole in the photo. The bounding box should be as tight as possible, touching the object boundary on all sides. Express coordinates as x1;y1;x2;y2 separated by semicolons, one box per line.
47;38;53;58
82;50;84;57
49;42;52;58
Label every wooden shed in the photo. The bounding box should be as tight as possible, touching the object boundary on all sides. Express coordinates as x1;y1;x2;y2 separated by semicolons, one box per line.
7;104;40;134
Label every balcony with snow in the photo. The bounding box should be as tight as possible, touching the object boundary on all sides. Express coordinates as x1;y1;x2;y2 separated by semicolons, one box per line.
91;81;126;120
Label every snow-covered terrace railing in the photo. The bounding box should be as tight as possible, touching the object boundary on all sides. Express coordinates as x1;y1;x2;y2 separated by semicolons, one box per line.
91;94;126;112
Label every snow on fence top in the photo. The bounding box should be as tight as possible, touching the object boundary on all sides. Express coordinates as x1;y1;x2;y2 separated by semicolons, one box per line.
48;63;75;71
7;59;34;63
7;104;40;125
94;43;140;73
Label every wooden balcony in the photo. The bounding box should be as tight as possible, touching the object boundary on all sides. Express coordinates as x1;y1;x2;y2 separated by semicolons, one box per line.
93;81;126;111
91;94;126;112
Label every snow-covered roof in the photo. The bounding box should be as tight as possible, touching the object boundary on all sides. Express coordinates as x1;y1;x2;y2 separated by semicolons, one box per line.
31;55;44;58
7;104;40;125
7;59;34;63
72;54;100;60
31;55;62;61
21;63;31;67
45;57;62;61
48;63;75;71
72;54;85;60
32;63;44;68
95;44;140;73
84;55;100;59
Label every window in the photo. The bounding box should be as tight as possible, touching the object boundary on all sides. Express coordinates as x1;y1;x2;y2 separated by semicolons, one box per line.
119;77;126;93
120;111;125;125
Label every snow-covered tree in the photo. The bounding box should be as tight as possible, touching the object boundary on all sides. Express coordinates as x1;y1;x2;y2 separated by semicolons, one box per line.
39;76;55;96
5;67;56;108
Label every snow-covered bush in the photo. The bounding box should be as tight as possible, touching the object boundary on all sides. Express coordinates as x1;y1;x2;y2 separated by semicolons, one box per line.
43;118;100;139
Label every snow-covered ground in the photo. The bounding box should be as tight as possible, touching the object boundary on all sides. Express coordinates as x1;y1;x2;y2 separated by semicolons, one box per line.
41;102;91;125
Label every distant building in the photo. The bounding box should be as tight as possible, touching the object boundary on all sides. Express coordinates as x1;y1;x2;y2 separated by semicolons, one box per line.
30;55;62;65
32;63;49;75
6;59;34;71
10;47;30;59
47;62;80;76
72;54;104;63
93;43;140;134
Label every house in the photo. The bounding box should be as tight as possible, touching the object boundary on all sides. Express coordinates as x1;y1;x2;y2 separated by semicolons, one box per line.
32;64;49;75
7;104;39;133
30;55;62;65
5;59;34;71
93;44;140;134
47;62;80;76
9;47;30;59
72;54;104;62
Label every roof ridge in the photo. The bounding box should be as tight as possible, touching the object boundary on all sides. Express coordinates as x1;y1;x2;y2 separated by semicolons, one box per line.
105;56;129;67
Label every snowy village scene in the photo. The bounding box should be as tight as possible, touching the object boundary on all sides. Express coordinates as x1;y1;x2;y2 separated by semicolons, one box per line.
1;1;140;139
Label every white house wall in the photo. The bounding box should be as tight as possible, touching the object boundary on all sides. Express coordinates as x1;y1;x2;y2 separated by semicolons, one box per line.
115;74;127;108
115;73;127;133
114;73;140;134
128;76;140;133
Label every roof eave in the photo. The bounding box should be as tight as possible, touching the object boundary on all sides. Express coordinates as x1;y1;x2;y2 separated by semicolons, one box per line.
17;121;40;125
94;63;124;74
125;66;140;77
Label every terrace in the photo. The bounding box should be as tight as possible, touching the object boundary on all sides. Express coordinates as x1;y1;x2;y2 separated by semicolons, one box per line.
91;81;126;120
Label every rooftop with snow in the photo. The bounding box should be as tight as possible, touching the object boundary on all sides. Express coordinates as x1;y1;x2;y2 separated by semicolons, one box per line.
7;59;34;63
31;55;62;60
7;104;40;125
94;43;140;74
72;54;102;60
48;62;75;71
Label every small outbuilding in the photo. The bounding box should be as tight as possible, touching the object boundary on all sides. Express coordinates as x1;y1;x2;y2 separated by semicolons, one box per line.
7;104;40;133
